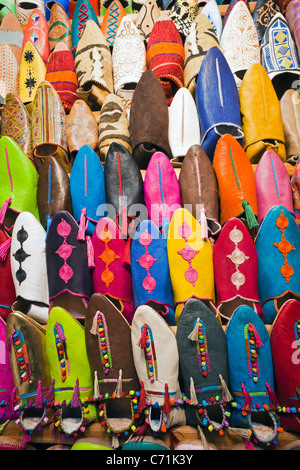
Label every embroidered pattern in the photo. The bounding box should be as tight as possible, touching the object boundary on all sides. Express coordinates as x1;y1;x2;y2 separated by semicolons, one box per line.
54;322;69;382
137;229;157;294
177;219;199;286
106;1;121;47
227;226;249;290
95;311;112;375
196;318;210;376
244;322;261;383
98;225;120;287
141;324;157;382
13;226;30;285
273;209;296;283
11;330;30;383
55;218;75;283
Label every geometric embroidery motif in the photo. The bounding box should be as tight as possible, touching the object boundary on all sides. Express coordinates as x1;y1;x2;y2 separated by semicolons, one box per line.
55;218;75;284
137;229;157;294
98;225;120;287
227;226;249;290
13;226;30;285
273;209;296;283
177;219;199;286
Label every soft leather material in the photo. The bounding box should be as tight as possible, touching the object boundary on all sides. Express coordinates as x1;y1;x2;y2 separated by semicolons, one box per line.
48;3;72;52
280;89;300;164
167;207;216;324
37;156;73;230
1;92;33;164
168;87;200;164
101;0;126;47
131;304;185;432
253;0;281;43
286;0;300;56
16;0;45;26
261;12;300;100
255;205;300;324
23;9;50;63
10;212;49;324
0;316;18;422
222;0;250;26
213;134;258;229
0;227;16;320
45;306;96;434
91;217;134;324
66;99;99;158
179;144;221;241
46;210;94;322
0;136;39;232
220;0;260;89
213;217;263;324
255;150;294;223
176;298;230;430
291;156;300;228
195;47;244;162
130;70;172;169
239;63;286;163
70;145;107;238
6;311;52;432
226;305;279;444
45;0;69;20
143;151;181;241
104;142;145;238
201;0;222;41
270;299;300;432
71;0;100;55
130;219;175;325
19;41;46;111
135;0;160;41
85;293;139;435
184;13;220;97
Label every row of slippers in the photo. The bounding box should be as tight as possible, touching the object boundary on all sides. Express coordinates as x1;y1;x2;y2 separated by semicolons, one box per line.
1;291;300;449
3;0;300;168
1;132;300;321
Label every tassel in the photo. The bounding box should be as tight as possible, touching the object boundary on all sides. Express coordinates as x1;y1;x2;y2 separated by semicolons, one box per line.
242;200;259;230
189;376;198;405
0;198;11;225
55;322;66;342
112;434;119;449
77;207;87;240
244;438;256;450
138;381;147;412
197;425;210;450
120;206;128;237
71;378;81;408
6;387;16;416
90;311;100;336
20;431;32;448
86;235;95;268
122;237;131;265
265;382;279;409
249;322;263;347
219;374;233;402
200;207;208;240
188;318;200;342
45;214;52;240
114;369;123;398
137;324;148;349
94;370;100;399
163;383;171;414
35;381;43;409
0;237;11;261
241;382;253;412
45;379;55;406
133;421;148;439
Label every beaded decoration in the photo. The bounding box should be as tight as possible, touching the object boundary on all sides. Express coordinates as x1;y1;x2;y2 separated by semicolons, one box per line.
54;322;70;382
11;329;30;383
139;324;158;382
92;310;112;375
273;209;296;283
190;317;210;376
244;322;262;383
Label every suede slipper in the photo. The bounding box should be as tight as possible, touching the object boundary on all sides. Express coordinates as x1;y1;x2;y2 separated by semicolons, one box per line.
6;310;52;434
70;144;107;238
19;41;46;112
213;217;264;324
222;0;250;26
71;0;100;55
286;0;300;56
201;0;223;41
167;207;217;324
291;156;300;229
255;150;294;224
45;306;96;436
176;298;231;432
46;210;94;323
130;219;176;326
66;99;99;160
100;0;127;48
0;227;16;320
10;212;49;325
179;144;221;243
131;304;186;433
255;205;300;324
135;0;160;42
48;3;72;53
270;299;300;433
91;217;134;325
280;89;300;164
143;151;181;243
226;304;281;445
85;293;140;445
253;0;280;43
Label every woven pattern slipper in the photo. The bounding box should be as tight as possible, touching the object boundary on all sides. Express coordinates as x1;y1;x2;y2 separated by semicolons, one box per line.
48;3;72;52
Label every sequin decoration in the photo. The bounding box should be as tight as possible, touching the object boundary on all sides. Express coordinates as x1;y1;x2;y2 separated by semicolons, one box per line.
11;329;30;383
227;225;249;290
13;225;30;285
177;219;199;286
55;218;75;283
273;209;296;283
98;225;120;287
137;229;157;294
